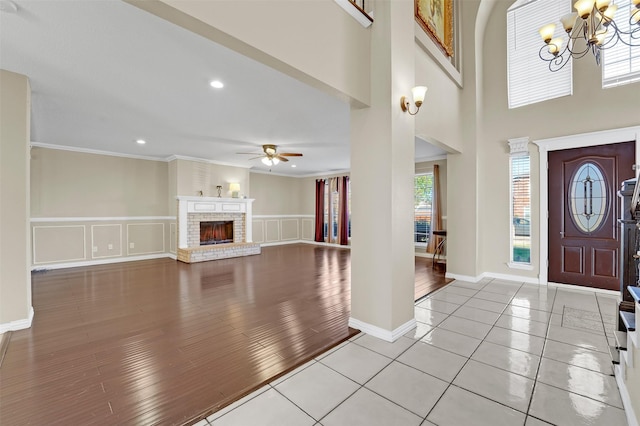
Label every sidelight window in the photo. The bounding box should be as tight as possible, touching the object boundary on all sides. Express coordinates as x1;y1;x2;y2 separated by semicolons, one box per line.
509;138;531;266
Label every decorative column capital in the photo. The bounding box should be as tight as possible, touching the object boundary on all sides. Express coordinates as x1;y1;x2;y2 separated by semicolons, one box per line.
508;137;530;156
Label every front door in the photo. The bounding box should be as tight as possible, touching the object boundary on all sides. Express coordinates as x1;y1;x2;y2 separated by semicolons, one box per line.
548;142;635;290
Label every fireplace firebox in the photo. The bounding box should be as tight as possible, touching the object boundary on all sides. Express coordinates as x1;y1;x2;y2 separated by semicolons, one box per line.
200;221;234;245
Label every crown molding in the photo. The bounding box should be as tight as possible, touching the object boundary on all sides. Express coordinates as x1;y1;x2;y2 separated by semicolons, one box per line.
30;142;167;162
166;154;253;169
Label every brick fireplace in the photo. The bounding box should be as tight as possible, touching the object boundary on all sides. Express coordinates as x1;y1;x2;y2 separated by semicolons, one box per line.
176;196;260;263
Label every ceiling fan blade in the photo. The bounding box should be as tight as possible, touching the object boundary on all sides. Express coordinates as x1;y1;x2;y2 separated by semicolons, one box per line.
278;153;303;157
236;152;262;155
275;155;289;162
248;156;266;160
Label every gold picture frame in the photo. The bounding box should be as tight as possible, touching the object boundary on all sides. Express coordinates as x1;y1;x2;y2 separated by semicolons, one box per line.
415;0;454;58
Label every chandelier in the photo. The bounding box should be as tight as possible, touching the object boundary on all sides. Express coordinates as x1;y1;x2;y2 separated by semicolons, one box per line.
539;0;640;71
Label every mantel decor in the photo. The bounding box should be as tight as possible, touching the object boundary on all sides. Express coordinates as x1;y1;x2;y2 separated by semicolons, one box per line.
416;0;454;57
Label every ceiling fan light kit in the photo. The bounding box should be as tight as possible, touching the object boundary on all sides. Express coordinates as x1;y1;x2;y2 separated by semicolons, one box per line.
238;144;303;168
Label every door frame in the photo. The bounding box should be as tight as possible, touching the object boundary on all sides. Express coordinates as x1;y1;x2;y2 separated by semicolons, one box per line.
534;125;640;286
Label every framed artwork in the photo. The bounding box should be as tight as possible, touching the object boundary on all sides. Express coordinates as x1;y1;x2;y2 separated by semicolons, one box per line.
415;0;454;57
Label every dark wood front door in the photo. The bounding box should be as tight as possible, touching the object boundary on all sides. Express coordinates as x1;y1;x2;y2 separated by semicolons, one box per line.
549;142;635;290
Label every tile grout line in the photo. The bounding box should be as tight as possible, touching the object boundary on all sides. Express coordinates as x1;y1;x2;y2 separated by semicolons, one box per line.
522;292;555;423
422;279;526;423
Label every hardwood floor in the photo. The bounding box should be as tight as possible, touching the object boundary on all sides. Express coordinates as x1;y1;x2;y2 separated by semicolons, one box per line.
415;255;452;300
0;244;448;425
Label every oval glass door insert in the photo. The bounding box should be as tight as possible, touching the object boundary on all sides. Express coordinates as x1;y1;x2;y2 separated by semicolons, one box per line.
569;162;607;234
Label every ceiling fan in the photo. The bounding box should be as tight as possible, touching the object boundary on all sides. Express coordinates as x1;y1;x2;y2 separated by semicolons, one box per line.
238;144;302;166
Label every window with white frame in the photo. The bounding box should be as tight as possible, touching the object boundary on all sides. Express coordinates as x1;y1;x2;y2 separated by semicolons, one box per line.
509;138;531;265
414;173;434;245
507;0;572;108
602;0;640;88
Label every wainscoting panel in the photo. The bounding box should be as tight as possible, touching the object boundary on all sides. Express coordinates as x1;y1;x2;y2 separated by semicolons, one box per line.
33;225;86;264
91;224;122;259
31;217;176;269
169;223;177;254
252;215;314;246
265;220;280;243
127;223;165;255
252;220;265;243
301;218;314;241
280;219;299;241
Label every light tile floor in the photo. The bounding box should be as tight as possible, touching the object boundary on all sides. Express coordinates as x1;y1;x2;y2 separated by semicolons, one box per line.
194;278;628;426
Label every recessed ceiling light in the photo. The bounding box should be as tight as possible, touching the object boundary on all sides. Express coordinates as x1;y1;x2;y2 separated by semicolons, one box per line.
291;164;297;168
209;80;224;89
136;139;146;145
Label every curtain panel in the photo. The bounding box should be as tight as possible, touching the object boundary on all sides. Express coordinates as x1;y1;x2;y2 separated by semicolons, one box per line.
338;176;349;245
315;176;349;245
314;179;325;242
427;165;443;253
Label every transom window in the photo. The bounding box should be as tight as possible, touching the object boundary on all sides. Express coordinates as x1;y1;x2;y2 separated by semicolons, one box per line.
602;0;640;88
507;0;572;108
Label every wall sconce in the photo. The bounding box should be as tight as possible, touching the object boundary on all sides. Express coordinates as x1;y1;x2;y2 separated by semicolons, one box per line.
400;86;428;116
229;183;240;198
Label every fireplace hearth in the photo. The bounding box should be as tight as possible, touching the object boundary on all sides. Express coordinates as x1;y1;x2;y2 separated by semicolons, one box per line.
177;196;260;263
200;221;234;245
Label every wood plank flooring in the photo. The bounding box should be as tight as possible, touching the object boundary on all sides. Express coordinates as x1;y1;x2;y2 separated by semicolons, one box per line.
0;244;448;425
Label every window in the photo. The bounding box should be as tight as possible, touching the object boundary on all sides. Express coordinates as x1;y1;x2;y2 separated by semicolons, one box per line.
507;0;572;108
602;0;640;88
414;173;434;245
510;153;531;264
321;177;350;243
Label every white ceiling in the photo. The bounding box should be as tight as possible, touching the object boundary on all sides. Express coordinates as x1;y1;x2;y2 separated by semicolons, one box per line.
0;0;446;177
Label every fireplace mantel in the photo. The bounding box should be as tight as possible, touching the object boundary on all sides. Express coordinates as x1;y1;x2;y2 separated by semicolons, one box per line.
177;196;254;249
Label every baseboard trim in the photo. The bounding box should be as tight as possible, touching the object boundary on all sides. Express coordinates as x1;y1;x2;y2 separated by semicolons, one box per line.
548;282;620;297
348;317;416;343
482;272;540;285
260;240;351;249
445;272;483;283
615;363;639;426
0;306;34;334
31;253;176;271
297;240;351;249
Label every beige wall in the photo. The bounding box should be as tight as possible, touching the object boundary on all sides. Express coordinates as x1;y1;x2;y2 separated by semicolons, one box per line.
0;70;32;326
248;172;303;215
30;150;252;268
175;158;250;199
476;0;640;279
168;159;177;216
414;49;463;153
444;0;483;279
31;147;168;217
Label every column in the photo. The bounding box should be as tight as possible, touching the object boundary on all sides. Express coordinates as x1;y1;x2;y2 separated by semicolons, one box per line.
0;69;33;331
349;0;416;341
